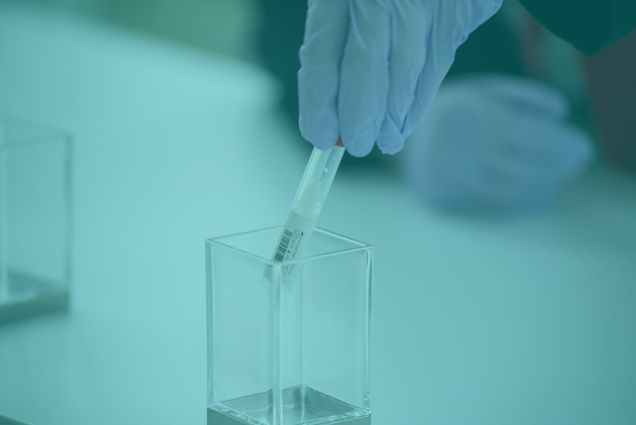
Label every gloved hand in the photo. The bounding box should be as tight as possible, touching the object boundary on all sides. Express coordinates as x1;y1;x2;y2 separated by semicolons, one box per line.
298;0;503;157
403;75;594;214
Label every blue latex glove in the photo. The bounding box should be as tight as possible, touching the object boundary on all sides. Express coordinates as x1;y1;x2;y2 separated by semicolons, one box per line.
298;0;503;157
403;75;594;213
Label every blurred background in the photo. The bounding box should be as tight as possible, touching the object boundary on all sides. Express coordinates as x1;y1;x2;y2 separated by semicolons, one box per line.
7;0;635;172
8;0;261;60
7;0;636;173
1;0;635;424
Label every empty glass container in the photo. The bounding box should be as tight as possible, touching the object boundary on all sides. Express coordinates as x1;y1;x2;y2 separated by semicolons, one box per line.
0;118;72;323
206;226;372;425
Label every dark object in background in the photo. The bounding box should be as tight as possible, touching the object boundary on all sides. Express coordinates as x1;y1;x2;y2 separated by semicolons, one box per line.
584;30;636;172
257;0;307;129
520;0;636;171
519;0;636;55
257;2;524;167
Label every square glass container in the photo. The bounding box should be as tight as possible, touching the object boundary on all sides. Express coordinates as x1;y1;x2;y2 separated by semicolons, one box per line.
206;226;372;425
0;118;72;323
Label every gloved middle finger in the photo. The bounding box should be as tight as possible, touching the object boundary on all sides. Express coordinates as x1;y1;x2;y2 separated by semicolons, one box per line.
339;0;391;157
377;1;430;155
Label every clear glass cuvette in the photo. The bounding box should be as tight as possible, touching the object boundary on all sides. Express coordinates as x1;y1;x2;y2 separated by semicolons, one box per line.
206;226;372;425
0;117;72;323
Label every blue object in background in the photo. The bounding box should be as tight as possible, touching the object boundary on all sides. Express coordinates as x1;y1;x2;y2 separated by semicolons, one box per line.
404;75;594;214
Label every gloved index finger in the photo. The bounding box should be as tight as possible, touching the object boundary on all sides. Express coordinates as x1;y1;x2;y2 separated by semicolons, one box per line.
298;0;350;150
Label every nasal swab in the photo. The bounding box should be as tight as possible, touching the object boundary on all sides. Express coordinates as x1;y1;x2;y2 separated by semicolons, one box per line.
272;145;345;268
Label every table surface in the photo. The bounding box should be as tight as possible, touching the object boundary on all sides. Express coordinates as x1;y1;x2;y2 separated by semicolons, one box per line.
1;3;636;425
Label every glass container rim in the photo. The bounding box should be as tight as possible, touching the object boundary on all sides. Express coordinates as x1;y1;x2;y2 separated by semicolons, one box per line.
0;115;71;150
207;225;373;267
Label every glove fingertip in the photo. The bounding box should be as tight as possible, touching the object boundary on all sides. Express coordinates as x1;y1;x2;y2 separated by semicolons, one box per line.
377;119;405;155
341;120;381;157
299;108;340;150
299;125;338;150
346;143;374;158
379;142;405;155
343;134;375;158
